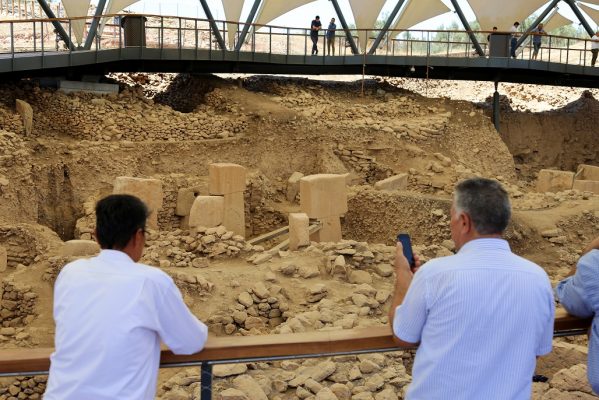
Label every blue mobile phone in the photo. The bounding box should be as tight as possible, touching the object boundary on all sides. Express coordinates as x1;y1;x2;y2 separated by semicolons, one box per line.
397;233;415;268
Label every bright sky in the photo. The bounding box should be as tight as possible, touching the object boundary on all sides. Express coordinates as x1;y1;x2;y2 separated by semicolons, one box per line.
91;0;598;31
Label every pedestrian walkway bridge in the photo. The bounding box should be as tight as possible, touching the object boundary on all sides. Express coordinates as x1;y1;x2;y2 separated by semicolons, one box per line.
1;14;599;87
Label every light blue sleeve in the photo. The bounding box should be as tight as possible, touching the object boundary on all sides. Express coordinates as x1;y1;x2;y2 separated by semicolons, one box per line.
393;270;428;344
555;250;599;318
537;282;555;356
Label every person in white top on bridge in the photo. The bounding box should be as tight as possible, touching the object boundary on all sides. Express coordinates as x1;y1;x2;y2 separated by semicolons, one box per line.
389;177;554;400
510;21;521;59
45;194;208;400
591;31;599;67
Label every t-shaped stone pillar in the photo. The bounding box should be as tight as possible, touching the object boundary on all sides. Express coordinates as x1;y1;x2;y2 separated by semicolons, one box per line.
209;163;247;237
299;174;348;243
113;177;163;230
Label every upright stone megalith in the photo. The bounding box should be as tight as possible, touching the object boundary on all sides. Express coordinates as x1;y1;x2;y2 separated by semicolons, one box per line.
189;196;225;229
113;177;163;230
289;213;310;251
0;245;7;272
536;170;575;193
300;174;348;243
209;163;247;237
15;99;33;135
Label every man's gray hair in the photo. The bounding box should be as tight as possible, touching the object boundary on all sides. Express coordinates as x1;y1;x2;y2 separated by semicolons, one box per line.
454;178;511;235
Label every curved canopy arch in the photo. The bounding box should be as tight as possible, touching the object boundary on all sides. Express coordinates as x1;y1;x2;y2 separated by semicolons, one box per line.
467;0;549;30
61;0;91;45
348;0;387;52
392;0;451;33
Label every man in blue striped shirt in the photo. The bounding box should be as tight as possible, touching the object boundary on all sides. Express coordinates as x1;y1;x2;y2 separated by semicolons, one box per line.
389;178;555;399
556;237;599;394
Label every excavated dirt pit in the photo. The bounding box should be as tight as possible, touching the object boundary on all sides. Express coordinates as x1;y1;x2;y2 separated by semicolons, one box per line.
0;73;598;400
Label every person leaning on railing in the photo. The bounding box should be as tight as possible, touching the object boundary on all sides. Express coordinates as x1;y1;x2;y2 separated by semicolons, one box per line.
388;177;555;400
591;31;599;67
44;194;208;400
555;236;599;394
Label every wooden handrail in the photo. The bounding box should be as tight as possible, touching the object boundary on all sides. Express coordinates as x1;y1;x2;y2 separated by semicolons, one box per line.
0;309;590;375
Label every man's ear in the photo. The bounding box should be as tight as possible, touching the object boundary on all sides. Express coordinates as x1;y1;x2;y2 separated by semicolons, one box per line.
460;212;473;234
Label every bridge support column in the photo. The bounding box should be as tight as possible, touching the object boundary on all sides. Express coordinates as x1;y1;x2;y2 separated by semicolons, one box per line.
449;0;484;57
198;0;226;50
368;0;407;55
516;0;560;49
83;0;107;50
36;0;76;50
235;0;262;51
493;82;500;132
564;0;595;37
330;0;359;55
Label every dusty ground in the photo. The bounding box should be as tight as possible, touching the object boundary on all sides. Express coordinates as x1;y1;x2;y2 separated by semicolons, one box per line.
0;72;598;399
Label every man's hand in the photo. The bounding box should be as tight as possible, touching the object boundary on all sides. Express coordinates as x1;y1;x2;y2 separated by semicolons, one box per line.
395;242;422;275
583;236;599;256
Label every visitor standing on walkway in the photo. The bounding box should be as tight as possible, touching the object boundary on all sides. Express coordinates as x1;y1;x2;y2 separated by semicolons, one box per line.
310;15;322;55
511;21;521;59
45;194;208;400
327;18;337;56
591;31;599;66
389;178;554;400
532;23;546;60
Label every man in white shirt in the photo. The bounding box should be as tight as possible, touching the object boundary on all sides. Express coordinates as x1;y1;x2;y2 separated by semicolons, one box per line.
591;31;599;66
45;194;208;400
510;21;521;59
389;178;554;400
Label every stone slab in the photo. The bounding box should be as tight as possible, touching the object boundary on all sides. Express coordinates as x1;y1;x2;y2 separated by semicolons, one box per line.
374;173;408;191
60;240;100;257
209;163;247;195
15;99;33;135
300;174;348;219
176;187;200;217
58;80;119;95
573;180;599;195
223;192;246;237
189;196;225;229
536;169;575;193
0;245;6;272
113;177;163;230
289;213;310;251
576;164;599;181
311;216;342;243
286;172;304;202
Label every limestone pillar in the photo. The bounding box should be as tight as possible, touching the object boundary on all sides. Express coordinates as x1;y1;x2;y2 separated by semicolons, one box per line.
0;245;7;272
300;174;348;243
113;177;163;230
536;170;575;193
289;213;310;251
209;163;246;237
189;196;225;229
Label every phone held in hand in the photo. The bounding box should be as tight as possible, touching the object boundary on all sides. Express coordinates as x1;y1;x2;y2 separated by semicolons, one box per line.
397;233;415;268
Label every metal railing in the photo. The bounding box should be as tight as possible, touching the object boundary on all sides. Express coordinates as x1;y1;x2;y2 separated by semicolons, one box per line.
0;309;592;399
0;14;597;70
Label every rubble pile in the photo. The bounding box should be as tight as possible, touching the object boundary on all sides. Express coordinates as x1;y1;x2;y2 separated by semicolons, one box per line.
0;280;37;328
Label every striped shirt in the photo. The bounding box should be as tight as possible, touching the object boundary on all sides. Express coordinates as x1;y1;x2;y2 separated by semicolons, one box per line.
556;250;599;394
393;238;554;400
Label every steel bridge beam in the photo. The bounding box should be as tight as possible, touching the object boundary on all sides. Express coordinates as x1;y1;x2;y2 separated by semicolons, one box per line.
83;0;107;50
235;0;262;51
564;0;595;37
449;0;484;56
330;0;359;55
37;0;76;50
198;0;226;50
516;0;561;48
368;0;407;55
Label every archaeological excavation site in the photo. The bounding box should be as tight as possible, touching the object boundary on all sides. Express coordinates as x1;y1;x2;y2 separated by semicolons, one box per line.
0;71;598;400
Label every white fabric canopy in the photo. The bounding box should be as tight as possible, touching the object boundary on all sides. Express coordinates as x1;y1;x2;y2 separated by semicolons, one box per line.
543;11;575;33
467;0;549;31
61;0;91;45
255;0;316;26
579;2;599;26
392;0;451;32
348;0;387;52
222;0;245;48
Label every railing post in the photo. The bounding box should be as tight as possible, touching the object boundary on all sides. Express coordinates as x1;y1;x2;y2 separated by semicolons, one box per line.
200;363;213;400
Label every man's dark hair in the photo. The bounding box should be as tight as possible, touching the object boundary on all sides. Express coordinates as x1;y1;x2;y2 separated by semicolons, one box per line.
454;178;511;235
95;194;149;250
514;22;520;26
315;15;320;19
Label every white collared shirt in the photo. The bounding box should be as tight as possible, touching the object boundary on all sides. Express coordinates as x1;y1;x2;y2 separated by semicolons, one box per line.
45;250;208;400
393;239;554;400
